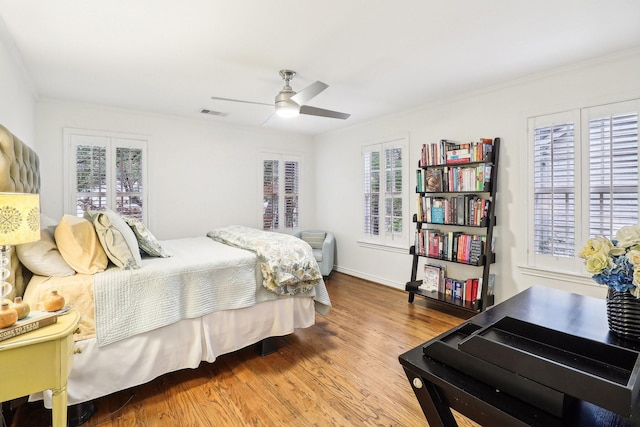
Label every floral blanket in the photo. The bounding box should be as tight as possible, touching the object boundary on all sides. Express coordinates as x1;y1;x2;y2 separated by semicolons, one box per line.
207;225;323;295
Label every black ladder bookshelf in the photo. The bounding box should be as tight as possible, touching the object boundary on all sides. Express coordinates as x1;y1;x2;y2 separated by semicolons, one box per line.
406;137;500;317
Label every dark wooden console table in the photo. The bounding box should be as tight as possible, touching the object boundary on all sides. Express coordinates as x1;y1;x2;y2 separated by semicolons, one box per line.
399;285;640;426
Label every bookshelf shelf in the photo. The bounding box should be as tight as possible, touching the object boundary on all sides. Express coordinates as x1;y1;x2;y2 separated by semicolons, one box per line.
406;280;487;311
407;137;500;316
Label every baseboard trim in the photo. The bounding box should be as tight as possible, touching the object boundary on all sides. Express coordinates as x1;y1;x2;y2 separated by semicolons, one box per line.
333;266;404;290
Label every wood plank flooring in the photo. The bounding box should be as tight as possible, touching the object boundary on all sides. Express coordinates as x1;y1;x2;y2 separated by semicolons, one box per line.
11;272;480;426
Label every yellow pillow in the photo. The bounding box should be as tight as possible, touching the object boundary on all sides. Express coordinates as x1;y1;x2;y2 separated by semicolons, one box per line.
55;214;108;274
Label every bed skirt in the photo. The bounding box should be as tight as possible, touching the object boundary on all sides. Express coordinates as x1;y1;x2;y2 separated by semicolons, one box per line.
32;296;315;407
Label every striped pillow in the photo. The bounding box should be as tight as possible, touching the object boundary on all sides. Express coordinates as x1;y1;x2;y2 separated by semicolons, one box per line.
301;231;326;249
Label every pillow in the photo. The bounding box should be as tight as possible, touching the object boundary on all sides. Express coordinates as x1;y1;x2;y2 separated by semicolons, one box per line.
16;215;76;277
84;209;142;269
122;217;171;258
55;214;108;274
301;231;326;249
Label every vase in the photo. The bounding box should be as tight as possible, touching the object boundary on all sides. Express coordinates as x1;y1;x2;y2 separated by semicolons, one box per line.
606;288;640;341
0;302;18;328
11;296;30;320
44;290;65;312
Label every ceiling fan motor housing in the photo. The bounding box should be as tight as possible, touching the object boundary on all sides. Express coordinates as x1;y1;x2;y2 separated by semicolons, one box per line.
275;86;299;117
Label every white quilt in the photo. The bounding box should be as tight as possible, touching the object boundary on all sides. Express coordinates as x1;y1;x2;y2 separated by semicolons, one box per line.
93;237;258;347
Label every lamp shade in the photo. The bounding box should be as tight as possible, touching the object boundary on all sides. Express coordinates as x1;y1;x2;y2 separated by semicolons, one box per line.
0;192;40;245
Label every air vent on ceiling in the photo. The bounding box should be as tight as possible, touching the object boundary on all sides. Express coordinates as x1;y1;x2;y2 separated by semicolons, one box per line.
200;109;225;116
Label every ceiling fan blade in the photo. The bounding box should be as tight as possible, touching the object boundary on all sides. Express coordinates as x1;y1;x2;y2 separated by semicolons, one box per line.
261;112;275;127
290;81;328;105
299;105;350;120
211;96;272;107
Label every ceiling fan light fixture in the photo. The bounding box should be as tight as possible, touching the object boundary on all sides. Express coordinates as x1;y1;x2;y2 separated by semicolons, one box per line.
275;102;299;118
275;91;299;118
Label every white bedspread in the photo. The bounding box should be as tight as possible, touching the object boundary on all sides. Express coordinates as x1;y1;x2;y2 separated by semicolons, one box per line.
93;237;258;347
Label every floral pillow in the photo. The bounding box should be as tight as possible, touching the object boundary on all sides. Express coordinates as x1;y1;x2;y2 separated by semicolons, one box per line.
122;217;171;258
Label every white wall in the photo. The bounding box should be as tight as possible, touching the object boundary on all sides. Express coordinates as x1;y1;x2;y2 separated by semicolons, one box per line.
0;18;36;143
35;100;316;239
315;48;640;303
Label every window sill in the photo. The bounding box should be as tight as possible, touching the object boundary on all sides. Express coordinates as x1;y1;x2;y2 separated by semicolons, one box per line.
357;240;408;254
519;265;601;288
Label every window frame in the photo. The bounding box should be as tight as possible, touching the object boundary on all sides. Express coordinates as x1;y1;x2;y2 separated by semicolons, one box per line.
63;128;149;221
525;99;640;281
360;135;409;251
259;150;302;231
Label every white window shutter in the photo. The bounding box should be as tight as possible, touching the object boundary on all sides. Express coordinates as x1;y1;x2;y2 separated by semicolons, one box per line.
261;153;301;230
532;121;576;257
64;128;148;221
587;112;639;238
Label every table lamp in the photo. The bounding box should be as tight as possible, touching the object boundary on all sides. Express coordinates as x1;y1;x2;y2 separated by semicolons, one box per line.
0;192;40;299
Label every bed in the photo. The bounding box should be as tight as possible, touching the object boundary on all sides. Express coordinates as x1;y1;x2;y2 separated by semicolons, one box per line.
0;124;331;409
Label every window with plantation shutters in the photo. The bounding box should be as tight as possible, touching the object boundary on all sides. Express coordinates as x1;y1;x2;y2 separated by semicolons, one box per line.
363;149;380;236
361;136;409;248
588;111;638;238
385;146;404;236
532;121;576;257
284;160;299;228
527;99;640;278
261;153;300;230
64;129;148;221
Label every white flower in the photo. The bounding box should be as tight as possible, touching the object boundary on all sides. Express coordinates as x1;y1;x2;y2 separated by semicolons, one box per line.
628;249;640;266
615;224;640;248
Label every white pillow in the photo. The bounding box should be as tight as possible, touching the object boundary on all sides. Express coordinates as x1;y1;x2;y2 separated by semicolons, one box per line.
16;215;75;277
85;209;142;269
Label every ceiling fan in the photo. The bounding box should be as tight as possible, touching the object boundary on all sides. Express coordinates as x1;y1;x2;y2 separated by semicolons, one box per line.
211;70;350;122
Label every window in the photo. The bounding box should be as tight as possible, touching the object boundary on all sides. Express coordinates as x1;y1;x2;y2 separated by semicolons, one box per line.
64;129;148;220
527;99;639;276
362;135;409;248
261;152;300;230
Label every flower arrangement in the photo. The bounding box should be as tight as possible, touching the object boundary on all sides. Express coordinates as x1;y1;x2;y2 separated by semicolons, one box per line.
579;224;640;298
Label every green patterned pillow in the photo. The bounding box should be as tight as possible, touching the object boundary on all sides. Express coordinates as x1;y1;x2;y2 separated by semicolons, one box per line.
84;209;142;269
122;217;171;258
301;231;326;249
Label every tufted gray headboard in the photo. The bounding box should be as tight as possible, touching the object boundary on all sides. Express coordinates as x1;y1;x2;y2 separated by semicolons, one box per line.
0;124;41;298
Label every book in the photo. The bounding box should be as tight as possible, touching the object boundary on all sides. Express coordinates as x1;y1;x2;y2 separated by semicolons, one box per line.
452;281;463;299
469;236;485;265
0;310;58;342
425;169;443;192
431;198;445;224
422;264;442;292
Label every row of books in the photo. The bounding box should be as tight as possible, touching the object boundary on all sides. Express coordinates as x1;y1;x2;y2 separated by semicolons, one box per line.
414;229;487;265
420;263;495;302
416;194;490;226
416;164;492;193
419;139;494;167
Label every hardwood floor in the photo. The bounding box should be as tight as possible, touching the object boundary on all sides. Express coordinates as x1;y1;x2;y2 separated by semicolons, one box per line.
12;272;480;426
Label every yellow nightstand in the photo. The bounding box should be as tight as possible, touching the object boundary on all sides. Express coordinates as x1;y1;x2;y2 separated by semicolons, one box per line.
0;308;80;427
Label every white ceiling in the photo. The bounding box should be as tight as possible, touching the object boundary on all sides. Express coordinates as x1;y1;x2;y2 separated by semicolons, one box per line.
1;1;640;135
